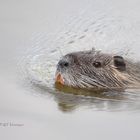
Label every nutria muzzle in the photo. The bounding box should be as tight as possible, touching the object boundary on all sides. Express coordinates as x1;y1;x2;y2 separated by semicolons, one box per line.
55;50;140;89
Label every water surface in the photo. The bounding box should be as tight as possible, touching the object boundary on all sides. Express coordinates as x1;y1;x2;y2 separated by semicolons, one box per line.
1;0;140;140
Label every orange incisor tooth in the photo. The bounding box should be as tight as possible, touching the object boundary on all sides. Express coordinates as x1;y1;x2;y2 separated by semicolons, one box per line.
55;73;64;85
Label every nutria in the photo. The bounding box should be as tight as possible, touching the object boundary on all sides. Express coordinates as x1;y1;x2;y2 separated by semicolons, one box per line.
55;49;140;90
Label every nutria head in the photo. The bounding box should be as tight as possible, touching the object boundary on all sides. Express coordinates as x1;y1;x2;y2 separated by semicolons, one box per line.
55;50;136;89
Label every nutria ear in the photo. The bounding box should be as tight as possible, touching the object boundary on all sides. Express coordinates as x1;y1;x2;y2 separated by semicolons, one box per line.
113;56;126;71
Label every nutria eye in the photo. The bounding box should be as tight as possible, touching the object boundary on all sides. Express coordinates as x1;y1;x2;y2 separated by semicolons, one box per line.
58;60;69;68
93;62;101;68
64;62;69;67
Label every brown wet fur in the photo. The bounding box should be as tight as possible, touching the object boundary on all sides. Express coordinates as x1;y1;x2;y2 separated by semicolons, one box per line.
55;49;140;90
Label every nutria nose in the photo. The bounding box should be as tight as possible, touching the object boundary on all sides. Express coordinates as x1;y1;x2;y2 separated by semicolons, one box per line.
58;60;69;68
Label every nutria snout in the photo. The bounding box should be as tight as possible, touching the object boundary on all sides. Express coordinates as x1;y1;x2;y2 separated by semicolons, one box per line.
55;49;140;89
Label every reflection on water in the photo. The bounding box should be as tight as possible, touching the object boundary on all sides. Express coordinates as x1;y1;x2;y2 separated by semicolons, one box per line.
28;81;140;113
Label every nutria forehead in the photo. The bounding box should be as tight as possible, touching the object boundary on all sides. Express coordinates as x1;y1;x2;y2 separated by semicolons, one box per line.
64;50;112;65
